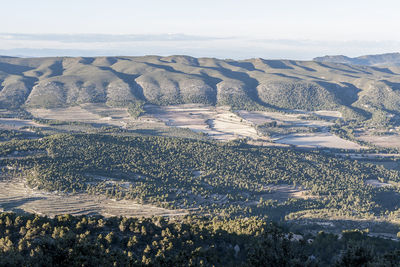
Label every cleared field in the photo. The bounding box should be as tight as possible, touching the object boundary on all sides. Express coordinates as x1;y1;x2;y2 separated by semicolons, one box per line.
238;110;362;149
28;104;135;128
263;184;316;201
147;105;364;148
357;132;400;149
208;109;259;140
237;110;334;128
274;132;364;149
0;118;43;130
146;104;261;141
314;110;342;120
0;177;187;218
23;103;363;149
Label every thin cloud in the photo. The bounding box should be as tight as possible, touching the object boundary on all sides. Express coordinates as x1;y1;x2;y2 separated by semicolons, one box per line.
0;33;232;43
0;33;398;60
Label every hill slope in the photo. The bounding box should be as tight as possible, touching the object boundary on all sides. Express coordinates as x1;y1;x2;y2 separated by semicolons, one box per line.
314;52;400;67
1;55;400;123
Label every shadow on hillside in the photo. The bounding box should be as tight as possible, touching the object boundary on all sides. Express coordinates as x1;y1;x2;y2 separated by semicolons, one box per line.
0;62;34;75
263;60;294;69
226;61;259;72
382;80;400;90
315;62;359;74
0;197;46;211
98;66;146;101
289;60;316;72
371;66;395;75
47;60;65;77
316;81;360;106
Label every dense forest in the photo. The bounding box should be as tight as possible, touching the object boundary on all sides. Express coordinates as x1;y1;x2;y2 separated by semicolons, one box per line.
1;133;400;222
2;130;400;265
0;212;400;266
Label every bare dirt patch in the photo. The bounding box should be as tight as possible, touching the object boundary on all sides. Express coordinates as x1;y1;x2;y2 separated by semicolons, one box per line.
0;118;43;130
314;110;342;120
263;184;316;201
146;104;262;141
147;105;362;149
237;110;361;149
274;132;364;149
357;132;400;149
0;177;187;218
28;104;135;128
24;103;362;150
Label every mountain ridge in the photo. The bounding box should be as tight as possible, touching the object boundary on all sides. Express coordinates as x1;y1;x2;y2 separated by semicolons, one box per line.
1;55;400;123
314;52;400;66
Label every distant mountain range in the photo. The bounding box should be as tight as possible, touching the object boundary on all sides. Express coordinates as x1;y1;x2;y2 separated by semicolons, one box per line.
1;54;400;123
314;52;400;66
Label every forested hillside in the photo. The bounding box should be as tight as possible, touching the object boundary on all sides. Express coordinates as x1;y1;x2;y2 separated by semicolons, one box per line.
0;212;400;266
2;55;400;124
2;133;400;222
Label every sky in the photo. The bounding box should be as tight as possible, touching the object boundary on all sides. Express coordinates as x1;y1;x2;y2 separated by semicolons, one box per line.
1;0;400;59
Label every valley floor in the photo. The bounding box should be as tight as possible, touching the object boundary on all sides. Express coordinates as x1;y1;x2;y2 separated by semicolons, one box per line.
0;104;374;150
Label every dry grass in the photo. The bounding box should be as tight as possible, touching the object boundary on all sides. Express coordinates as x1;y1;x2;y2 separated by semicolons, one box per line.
147;105;363;149
357;132;400;149
274;132;364;149
263;184;316;201
6;103;363;150
0;118;43;130
147;104;262;141
28;104;136;128
0;177;187;218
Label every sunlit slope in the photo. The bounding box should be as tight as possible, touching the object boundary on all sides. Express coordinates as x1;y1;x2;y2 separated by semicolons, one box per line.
1;55;400;119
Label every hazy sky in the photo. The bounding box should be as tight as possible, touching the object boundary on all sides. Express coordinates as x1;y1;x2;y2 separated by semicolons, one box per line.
1;0;400;59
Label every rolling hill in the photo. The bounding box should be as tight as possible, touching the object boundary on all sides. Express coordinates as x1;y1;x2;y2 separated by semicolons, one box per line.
1;55;400;123
314;52;400;67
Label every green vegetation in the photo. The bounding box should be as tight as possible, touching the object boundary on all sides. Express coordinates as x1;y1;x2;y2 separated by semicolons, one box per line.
1;55;400;127
257;81;340;111
3;54;400;265
0;212;399;266
127;101;145;118
256;121;320;137
0;129;41;141
32;118;90;127
2;133;400;222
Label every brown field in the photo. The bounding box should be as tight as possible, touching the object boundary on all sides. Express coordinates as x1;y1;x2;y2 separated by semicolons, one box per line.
146;104;261;141
28;103;135;128
238;110;339;127
0;118;43;130
238;110;362;149
357;132;400;149
0;104;365;150
274;132;364;149
0;177;187;218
